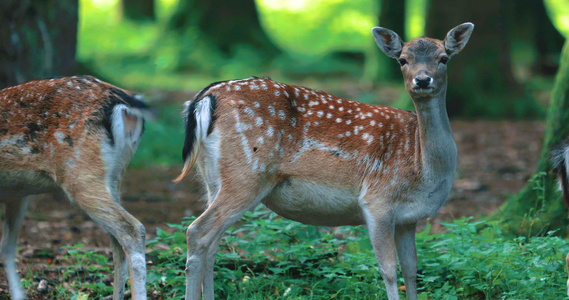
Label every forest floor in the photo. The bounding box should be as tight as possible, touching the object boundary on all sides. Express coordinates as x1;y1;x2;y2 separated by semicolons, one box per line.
0;93;546;298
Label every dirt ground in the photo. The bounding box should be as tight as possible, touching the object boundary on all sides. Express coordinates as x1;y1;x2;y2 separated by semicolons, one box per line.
0;118;545;297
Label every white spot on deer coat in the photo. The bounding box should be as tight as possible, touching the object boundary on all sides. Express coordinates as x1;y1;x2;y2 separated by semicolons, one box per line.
244;107;254;117
54;131;65;144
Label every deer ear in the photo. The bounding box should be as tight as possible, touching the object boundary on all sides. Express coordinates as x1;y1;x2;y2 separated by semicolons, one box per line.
444;22;474;57
372;27;403;59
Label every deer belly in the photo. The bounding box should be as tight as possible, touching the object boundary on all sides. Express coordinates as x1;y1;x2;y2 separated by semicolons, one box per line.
0;170;57;197
263;180;364;226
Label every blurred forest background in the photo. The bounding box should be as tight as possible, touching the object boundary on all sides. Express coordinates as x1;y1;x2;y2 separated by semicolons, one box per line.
2;0;568;115
1;0;568;160
2;0;569;235
2;0;569;234
4;0;569;298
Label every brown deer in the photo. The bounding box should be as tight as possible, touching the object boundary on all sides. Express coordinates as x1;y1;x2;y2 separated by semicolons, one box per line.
551;140;569;297
0;76;149;300
174;23;474;300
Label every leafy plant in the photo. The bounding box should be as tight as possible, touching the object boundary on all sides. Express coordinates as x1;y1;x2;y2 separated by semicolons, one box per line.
61;244;114;297
144;208;569;299
22;209;569;299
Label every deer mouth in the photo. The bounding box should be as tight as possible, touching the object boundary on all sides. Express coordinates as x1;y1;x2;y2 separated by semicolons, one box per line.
412;87;434;94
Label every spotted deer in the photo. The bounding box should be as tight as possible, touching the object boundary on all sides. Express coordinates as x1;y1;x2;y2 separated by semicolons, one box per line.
0;76;149;300
174;23;474;300
551;140;569;297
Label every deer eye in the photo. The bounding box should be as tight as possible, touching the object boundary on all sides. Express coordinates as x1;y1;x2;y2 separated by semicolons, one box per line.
398;58;408;66
439;56;449;64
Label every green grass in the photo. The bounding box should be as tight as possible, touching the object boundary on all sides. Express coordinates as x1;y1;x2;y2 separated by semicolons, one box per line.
28;209;569;299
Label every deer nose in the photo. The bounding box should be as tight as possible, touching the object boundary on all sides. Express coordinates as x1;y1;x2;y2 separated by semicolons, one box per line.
413;76;432;89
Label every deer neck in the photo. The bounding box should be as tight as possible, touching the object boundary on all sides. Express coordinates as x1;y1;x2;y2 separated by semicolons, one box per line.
412;86;457;177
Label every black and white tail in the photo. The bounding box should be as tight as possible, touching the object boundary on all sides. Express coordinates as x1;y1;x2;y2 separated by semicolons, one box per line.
173;83;219;183
551;140;569;208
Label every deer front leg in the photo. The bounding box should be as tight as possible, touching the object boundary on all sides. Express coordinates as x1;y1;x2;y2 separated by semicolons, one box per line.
364;206;400;300
1;197;31;300
395;223;418;300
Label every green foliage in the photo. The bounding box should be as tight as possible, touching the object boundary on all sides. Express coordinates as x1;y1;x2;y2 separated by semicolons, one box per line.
130;105;185;168
33;244;115;299
257;0;376;59
62;244;114;297
496;40;569;234
404;0;428;40
76;0;423;90
145;209;569;299
417;218;569;299
544;0;569;37
22;211;569;298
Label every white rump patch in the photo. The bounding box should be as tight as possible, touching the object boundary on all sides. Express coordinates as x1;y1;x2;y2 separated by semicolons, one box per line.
102;103;147;197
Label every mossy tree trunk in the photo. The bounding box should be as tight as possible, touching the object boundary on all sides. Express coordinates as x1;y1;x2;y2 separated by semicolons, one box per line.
493;40;569;236
0;0;78;89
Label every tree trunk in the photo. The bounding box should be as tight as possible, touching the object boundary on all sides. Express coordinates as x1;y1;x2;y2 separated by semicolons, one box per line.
425;0;536;117
374;0;406;82
511;0;564;76
121;0;155;22
167;0;279;56
0;0;78;89
493;40;569;236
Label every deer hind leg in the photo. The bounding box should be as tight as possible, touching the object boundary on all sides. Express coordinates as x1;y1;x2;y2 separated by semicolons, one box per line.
200;235;223;300
395;223;418;300
362;198;400;300
185;182;272;300
1;197;31;300
60;177;146;300
196;173;222;300
110;236;128;300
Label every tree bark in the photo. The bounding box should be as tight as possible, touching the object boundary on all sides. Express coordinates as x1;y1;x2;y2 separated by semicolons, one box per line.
493;40;569;236
0;0;78;89
425;0;536;117
167;0;279;56
377;0;406;81
510;0;564;76
121;0;155;22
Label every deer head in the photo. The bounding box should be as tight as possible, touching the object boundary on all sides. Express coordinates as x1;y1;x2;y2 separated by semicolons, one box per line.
372;23;474;99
